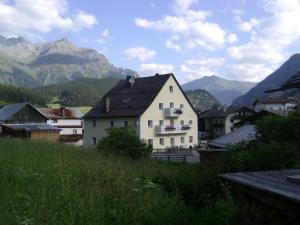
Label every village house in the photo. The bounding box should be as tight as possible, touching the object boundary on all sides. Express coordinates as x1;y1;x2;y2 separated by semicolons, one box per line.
0;102;60;141
83;73;198;150
37;107;83;145
253;97;295;113
198;106;255;139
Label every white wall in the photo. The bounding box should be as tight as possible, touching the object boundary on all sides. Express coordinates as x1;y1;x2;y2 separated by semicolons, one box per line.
47;119;83;135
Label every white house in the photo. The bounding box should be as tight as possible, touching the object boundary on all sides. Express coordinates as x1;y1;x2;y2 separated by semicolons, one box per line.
37;107;83;145
83;73;198;150
253;97;295;113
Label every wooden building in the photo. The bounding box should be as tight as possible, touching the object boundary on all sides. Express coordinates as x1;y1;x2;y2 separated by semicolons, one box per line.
220;170;300;225
0;102;60;141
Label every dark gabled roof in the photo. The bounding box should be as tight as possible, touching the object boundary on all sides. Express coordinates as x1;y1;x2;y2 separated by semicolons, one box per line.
199;106;254;119
253;97;291;105
83;73;197;119
1;123;61;132
0;102;47;123
266;71;300;93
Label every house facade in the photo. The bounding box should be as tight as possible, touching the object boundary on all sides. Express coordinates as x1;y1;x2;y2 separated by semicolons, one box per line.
37;107;83;145
199;106;255;139
83;74;198;150
253;97;295;112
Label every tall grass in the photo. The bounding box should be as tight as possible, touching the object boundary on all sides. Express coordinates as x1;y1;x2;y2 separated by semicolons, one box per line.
0;138;236;225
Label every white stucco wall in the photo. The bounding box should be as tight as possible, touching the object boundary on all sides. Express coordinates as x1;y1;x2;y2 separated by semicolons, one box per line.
47;119;83;135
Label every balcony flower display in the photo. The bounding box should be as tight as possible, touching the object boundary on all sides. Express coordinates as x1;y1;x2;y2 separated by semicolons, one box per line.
174;109;183;114
181;125;191;130
165;126;176;131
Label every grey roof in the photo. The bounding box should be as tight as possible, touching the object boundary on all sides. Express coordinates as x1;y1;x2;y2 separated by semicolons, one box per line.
209;125;256;148
220;169;300;203
84;73;197;119
199;106;254;119
0;102;31;123
2;123;61;132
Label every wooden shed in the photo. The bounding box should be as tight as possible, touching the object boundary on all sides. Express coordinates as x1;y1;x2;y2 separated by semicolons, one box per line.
1;124;61;141
220;170;300;225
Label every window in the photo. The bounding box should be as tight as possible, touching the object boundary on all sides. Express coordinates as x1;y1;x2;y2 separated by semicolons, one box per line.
180;104;184;109
169;85;174;93
148;120;153;128
170;102;174;108
73;129;77;134
124;121;128;127
159;103;164;110
53;119;58;123
170;119;174;127
159;138;164;145
159;120;164;126
110;121;114;127
181;137;185;144
92;120;96;127
148;139;153;146
189;136;193;143
91;137;97;145
189;120;193;125
135;120;140;128
180;120;184;126
170;137;175;146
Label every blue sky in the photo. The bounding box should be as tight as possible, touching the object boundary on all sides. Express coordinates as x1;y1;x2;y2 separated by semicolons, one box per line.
1;0;300;83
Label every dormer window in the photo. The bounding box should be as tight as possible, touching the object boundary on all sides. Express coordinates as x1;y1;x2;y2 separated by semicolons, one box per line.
169;86;174;93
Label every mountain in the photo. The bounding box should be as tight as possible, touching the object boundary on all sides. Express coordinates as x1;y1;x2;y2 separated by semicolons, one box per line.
182;75;256;105
0;84;46;106
32;77;121;107
0;35;137;88
185;89;220;113
233;54;300;107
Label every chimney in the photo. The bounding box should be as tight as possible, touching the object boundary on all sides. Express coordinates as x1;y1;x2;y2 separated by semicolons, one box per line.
105;97;110;112
126;75;135;87
60;107;66;117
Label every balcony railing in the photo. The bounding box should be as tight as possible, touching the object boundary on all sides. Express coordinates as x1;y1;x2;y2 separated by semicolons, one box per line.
165;108;183;118
156;125;187;135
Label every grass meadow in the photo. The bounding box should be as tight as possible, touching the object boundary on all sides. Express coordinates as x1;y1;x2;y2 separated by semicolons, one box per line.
0;138;236;225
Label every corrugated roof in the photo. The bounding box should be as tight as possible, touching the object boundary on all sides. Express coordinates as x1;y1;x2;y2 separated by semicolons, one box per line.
0;102;32;123
84;73;196;119
209;125;256;148
37;108;81;120
2;123;61;132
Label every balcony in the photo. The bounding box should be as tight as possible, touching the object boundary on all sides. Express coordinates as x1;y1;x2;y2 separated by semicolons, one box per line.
165;108;183;118
156;125;188;135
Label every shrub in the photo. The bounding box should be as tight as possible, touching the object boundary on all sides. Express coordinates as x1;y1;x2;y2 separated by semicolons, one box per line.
97;127;152;159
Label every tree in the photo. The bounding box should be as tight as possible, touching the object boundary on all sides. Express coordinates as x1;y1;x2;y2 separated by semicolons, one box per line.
97;127;152;159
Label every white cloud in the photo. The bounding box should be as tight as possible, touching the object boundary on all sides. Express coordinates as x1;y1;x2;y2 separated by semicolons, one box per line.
97;29;110;44
0;0;97;36
139;63;174;75
125;47;157;62
180;57;225;81
134;0;229;51
227;0;300;81
227;33;238;44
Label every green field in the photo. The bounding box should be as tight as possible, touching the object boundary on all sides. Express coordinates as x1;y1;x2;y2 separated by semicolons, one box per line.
0;138;235;225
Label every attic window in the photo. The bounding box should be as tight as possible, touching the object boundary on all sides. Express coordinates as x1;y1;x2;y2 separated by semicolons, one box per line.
169;86;174;93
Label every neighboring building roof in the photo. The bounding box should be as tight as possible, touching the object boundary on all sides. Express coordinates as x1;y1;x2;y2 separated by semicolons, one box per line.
209;125;256;148
84;73;197;119
199;106;254;119
220;169;300;203
234;110;281;127
37;108;82;120
1;123;61;132
253;97;291;105
266;71;300;93
0;102;47;123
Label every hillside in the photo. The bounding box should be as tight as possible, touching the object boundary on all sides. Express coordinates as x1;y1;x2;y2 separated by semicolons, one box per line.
0;84;45;106
185;89;220;112
0;36;137;88
32;77;120;107
182;75;256;105
233;54;300;107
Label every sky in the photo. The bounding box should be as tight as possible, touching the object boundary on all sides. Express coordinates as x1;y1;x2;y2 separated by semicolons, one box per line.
1;0;300;84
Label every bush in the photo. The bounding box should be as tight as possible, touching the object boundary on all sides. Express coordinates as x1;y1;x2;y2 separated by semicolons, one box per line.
97;127;152;159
